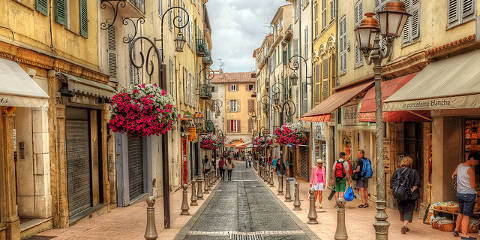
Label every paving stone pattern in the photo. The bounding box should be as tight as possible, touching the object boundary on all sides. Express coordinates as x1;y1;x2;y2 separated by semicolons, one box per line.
179;164;319;240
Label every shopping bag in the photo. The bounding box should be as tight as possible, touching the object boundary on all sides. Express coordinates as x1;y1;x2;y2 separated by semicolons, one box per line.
344;186;354;202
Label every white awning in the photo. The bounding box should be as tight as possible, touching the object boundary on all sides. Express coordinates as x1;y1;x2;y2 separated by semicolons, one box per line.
384;50;480;111
67;74;115;99
0;59;49;108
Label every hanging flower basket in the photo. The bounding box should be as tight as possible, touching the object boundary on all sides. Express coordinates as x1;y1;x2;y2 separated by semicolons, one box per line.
274;122;307;145
200;133;219;150
109;84;179;138
254;135;274;150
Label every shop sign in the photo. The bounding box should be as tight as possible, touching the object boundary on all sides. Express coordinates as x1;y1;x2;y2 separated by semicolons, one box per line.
341;105;359;126
0;97;8;105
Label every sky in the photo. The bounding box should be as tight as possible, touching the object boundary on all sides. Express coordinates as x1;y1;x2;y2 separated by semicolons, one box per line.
206;0;287;73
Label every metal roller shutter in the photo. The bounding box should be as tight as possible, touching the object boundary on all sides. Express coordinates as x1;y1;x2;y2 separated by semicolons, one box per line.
128;137;145;200
66;120;92;217
300;146;310;180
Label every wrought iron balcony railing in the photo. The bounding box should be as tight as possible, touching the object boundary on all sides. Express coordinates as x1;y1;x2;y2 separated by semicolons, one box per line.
199;84;213;99
202;49;213;65
195;38;208;57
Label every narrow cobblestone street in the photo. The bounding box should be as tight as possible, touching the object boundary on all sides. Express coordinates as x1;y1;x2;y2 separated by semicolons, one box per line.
175;162;319;240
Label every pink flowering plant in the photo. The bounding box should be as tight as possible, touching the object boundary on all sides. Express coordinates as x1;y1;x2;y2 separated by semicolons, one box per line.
200;134;220;150
274;122;307;145
109;83;179;138
254;135;274;150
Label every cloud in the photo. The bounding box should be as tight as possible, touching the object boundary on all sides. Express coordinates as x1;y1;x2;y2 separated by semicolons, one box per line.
206;0;287;72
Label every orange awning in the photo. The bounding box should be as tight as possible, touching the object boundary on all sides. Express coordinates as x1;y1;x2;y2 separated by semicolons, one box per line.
359;73;431;122
301;81;374;122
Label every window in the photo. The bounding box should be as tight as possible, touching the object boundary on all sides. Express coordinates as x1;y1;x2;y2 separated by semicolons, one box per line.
248;99;255;113
314;64;321;103
248;119;253;133
228;120;240;133
158;0;163;16
402;0;421;45
330;0;336;20
322;60;329;79
169;58;175;100
230;84;238;91
248;84;255;91
36;0;48;16
230;100;239;112
354;1;364;67
322;0;327;29
304;27;308;58
107;26;117;80
448;0;475;28
339;16;347;74
314;1;319;37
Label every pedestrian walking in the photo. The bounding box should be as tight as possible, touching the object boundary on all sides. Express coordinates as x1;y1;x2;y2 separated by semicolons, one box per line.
226;159;235;181
203;154;210;175
272;157;278;172
390;156;421;235
452;152;480;239
245;154;250;168
353;149;373;208
332;152;351;201
277;159;286;176
219;157;226;181
310;159;326;208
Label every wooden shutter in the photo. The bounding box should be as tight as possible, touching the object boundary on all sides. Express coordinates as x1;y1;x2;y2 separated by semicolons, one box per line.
448;0;459;24
248;119;253;133
411;0;420;39
237;100;240;112
36;0;48;16
237;120;241;133
107;26;117;80
54;0;66;25
226;100;231;113
462;0;474;18
128;137;145;200
248;99;255;112
79;0;88;38
323;60;329;79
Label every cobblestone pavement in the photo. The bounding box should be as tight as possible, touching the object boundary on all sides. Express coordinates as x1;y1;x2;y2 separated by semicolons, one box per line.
175;162;320;240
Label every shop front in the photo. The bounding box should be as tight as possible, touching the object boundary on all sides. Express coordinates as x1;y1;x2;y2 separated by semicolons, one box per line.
0;59;50;240
384;49;480;226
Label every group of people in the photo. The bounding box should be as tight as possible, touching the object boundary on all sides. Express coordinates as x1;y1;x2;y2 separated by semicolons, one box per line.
218;155;235;181
308;150;480;238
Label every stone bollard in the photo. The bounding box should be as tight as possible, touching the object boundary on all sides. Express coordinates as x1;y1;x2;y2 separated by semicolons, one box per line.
307;189;318;224
334;198;348;240
285;177;292;202
269;169;274;187
197;177;204;200
180;184;190;215
277;174;283;195
293;182;301;211
190;180;198;206
204;173;210;194
144;196;158;240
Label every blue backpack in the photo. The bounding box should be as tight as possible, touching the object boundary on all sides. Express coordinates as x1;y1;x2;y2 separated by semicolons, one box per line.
361;158;373;178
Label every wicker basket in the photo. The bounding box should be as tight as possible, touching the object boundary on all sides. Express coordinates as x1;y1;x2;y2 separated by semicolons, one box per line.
438;220;455;232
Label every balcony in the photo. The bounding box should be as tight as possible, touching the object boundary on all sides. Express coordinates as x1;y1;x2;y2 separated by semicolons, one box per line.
196;38;208;57
101;0;145;18
199;84;213;99
205;120;215;133
202;49;213;65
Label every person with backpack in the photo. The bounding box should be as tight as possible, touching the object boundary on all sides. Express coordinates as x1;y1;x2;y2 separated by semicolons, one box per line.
451;152;480;239
353;149;373;208
332;152;351;200
390;156;420;234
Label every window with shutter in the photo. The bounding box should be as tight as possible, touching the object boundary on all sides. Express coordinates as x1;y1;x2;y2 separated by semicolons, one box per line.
79;0;88;38
36;0;48;16
248;119;253;133
55;0;67;25
107;26;117;80
237;120;241;133
354;1;363;67
402;0;420;45
448;0;475;28
322;80;329;100
314;2;318;37
323;60;329;79
330;0;336;20
248;99;255;112
462;0;474;18
339;16;346;74
168;0;172;29
448;0;459;24
314;64;320;103
322;0;327;29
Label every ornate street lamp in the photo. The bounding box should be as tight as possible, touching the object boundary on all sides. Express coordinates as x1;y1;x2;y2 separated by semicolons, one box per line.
288;55;313;113
354;1;410;239
175;32;187;52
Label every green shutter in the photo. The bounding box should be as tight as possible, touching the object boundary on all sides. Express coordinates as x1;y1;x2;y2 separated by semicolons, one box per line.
282;50;287;65
54;0;66;25
36;0;48;16
79;0;88;38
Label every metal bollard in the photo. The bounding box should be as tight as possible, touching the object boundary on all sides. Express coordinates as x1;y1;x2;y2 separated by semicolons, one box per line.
180;184;190;215
277;174;283;195
293;182;301;211
204;173;210;194
197;177;204;200
334;198;348;240
285;177;292;202
144;196;158;240
307;189;318;224
190;180;198;206
269;169;274;187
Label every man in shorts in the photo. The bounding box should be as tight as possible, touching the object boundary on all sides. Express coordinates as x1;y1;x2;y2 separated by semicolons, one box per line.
354;149;370;208
332;152;351;200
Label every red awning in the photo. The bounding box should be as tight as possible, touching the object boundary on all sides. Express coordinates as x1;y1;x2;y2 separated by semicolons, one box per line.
301;81;374;122
359;73;431;122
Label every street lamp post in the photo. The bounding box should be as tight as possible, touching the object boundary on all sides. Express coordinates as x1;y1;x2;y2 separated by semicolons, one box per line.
288;55;313;113
354;1;410;239
128;6;189;231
